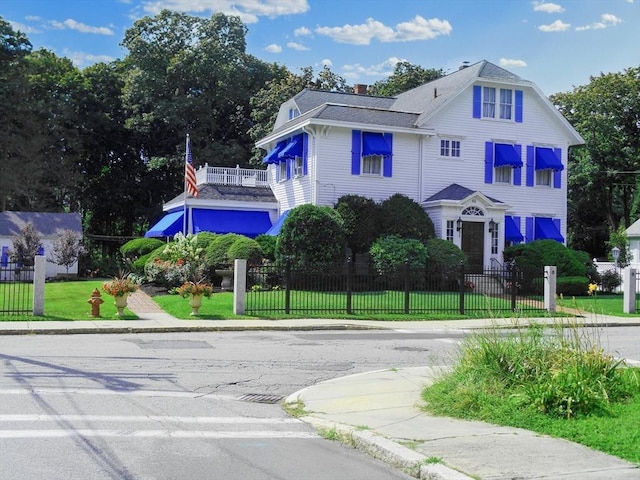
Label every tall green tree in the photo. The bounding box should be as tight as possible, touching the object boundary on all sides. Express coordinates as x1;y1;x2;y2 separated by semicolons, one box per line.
367;61;444;97
551;67;640;255
121;10;274;170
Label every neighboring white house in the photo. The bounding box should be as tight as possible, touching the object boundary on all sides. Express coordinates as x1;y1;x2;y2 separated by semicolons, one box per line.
0;211;82;279
625;219;640;270
146;60;584;272
255;60;584;272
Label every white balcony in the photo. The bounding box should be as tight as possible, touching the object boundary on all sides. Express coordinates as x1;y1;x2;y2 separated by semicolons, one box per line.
196;164;270;188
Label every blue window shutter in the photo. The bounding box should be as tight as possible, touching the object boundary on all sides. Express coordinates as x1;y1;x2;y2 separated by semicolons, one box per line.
286;159;291;180
526;146;534;187
351;130;361;175
484;141;493;183
382;133;393;177
302;132;309;176
473;86;481;118
513;144;522;185
515;90;523;123
525;217;534;243
553;147;562;188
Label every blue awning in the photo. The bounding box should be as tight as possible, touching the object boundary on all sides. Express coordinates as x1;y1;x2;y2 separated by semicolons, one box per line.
535;148;564;171
192;209;273;238
263;141;285;164
494;144;523;168
265;210;290;236
505;216;524;243
362;132;392;156
278;135;303;159
144;211;184;238
534;217;564;242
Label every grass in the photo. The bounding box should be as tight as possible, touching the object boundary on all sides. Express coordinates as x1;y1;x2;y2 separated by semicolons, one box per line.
422;320;640;464
0;280;138;321
558;293;634;317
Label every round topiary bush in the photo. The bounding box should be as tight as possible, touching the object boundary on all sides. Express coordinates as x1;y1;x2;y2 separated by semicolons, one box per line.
255;234;277;261
227;237;263;265
369;235;428;275
379;193;435;243
205;233;243;267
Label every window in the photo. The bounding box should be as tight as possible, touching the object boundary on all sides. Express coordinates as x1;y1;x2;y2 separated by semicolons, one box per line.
278;161;288;182
440;139;461;157
446;220;454;242
482;87;496;118
499;89;512;120
362;154;382;175
288;108;300;120
293;156;303;177
491;227;499;255
536;169;551;186
495;166;512;184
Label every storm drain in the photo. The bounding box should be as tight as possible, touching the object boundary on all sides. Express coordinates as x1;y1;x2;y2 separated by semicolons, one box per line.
238;393;285;404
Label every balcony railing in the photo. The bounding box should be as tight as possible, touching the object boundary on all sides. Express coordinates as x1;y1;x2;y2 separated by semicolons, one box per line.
196;164;270;188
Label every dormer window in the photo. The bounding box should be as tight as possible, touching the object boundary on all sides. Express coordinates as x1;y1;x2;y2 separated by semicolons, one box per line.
473;86;523;123
288;107;300;120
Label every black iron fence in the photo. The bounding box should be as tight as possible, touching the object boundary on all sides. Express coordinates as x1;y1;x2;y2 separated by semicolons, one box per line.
245;259;544;315
0;262;34;315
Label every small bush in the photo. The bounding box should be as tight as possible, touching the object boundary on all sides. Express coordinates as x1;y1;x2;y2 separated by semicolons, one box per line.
205;233;243;267
599;270;622;293
369;235;428;275
556;276;590;297
227;237;263;265
120;238;165;260
255;234;277;261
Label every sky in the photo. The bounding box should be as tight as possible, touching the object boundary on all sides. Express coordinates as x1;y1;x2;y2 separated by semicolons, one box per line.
3;0;639;96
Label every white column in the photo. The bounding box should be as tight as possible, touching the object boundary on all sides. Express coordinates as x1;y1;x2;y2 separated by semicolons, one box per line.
544;266;556;313
33;255;46;315
623;267;635;314
233;259;247;315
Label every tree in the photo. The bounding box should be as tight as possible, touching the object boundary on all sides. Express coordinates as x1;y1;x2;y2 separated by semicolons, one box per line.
121;10;275;170
9;223;43;266
276;204;346;268
49;229;84;275
248;65;353;166
334;194;381;254
551;67;640;255
379;193;435;243
368;61;444;97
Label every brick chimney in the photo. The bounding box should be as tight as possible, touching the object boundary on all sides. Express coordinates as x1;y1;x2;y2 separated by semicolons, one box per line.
354;84;368;95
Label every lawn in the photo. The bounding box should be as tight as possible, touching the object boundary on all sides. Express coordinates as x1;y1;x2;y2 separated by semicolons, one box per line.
558;293;637;317
0;280;139;321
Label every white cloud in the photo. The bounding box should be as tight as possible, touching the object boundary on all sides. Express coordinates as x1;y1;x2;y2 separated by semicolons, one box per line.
64;50;115;66
294;26;311;37
287;41;309;51
532;2;565;13
342;56;404;79
499;58;528;68
538;19;570;32
575;13;622;31
264;43;282;53
50;19;114;35
142;0;310;24
8;20;40;34
316;15;451;45
321;58;332;67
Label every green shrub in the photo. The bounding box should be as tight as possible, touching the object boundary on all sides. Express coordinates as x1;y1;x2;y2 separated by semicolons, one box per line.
334;194;381;254
255;234;277;261
557;276;590;297
599;270;622;293
425;238;466;290
379;193;435;243
205;233;243;267
369;235;428;275
120;237;165;260
194;232;218;250
276;204;346;268
504;240;587;280
227;237;263;265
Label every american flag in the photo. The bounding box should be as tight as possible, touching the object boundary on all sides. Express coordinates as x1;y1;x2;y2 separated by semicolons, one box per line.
185;134;199;198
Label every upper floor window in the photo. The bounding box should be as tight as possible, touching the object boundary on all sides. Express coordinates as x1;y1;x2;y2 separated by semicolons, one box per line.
440;139;461;157
535;169;551;186
362;154;383;175
278;161;288;182
288;107;300;120
293;156;304;177
474;86;523;122
351;130;393;178
495;166;512;184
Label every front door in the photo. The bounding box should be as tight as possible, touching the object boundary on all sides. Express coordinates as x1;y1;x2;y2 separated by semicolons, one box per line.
461;221;484;273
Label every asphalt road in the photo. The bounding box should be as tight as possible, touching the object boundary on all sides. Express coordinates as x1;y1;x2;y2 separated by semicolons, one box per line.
1;327;638;479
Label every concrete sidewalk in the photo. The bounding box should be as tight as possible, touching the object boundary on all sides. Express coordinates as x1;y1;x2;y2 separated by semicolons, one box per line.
2;290;639;479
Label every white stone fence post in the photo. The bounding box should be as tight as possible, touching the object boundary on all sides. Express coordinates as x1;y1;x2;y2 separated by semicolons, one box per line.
233;259;247;315
33;255;46;315
544;266;556;313
622;267;636;314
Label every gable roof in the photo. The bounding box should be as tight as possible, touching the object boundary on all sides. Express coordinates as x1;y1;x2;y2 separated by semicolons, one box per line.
424;183;504;204
293;89;395;115
626;218;640;237
0;211;82;237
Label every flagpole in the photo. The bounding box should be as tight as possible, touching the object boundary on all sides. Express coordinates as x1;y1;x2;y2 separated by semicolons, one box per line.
183;134;189;235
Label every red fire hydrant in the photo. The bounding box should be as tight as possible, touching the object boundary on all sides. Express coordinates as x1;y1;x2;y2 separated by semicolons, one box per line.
88;288;104;317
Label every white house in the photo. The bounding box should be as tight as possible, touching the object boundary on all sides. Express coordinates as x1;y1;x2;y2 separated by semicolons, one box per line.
0;211;82;279
255;60;584;272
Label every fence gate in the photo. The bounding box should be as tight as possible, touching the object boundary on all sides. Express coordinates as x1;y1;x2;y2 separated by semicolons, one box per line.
0;262;34;314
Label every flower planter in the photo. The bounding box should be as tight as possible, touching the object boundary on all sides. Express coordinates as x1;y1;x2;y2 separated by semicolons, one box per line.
114;293;129;317
189;293;203;315
215;269;234;291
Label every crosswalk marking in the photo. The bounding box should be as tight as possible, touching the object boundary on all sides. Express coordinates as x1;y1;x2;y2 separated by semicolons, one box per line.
0;415;301;424
0;430;319;439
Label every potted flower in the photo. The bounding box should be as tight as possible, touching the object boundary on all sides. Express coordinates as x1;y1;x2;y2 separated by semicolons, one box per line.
177;280;213;315
102;273;139;316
